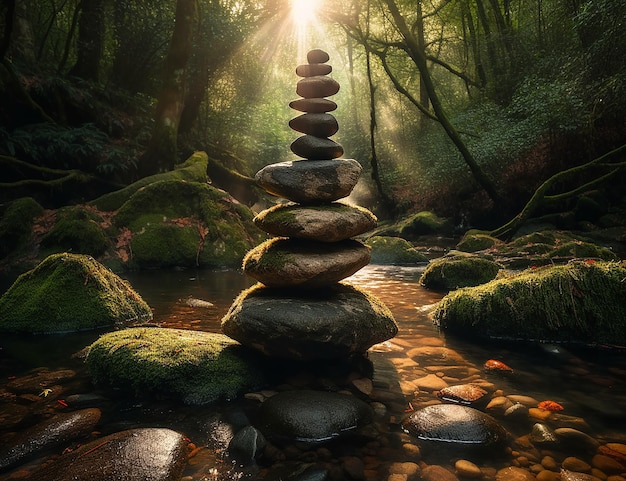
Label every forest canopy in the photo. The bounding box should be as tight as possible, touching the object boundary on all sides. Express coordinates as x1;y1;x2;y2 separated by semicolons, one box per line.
1;0;625;233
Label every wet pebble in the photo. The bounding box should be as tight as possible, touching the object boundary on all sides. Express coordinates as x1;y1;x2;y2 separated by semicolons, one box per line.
592;453;626;474
562;456;592;473
421;465;460;481
454;459;482;478
495;466;536;480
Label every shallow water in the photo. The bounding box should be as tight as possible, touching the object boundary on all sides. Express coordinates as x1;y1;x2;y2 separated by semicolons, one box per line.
1;264;626;480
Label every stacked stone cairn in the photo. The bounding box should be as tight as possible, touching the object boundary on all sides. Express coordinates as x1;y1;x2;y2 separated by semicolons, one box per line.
221;49;397;361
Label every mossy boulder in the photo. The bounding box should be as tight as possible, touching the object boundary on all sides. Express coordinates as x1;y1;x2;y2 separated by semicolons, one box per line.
433;261;626;346
0;197;43;259
420;253;501;290
491;230;619;269
366;236;429;265
41;206;109;257
398;211;450;238
86;328;267;404
90;151;209;211
456;232;502;253
113;179;264;269
0;253;152;333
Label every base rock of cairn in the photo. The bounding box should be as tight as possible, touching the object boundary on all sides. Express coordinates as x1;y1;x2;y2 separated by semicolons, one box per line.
221;49;397;361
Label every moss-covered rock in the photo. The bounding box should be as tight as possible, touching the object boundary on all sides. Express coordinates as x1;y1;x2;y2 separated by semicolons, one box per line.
420;253;501;290
41;206;109;257
0;197;43;259
86;328;267;404
433;261;626;345
398;211;450;238
113;179;264;269
456;232;502;253
90;151;209;211
366;236;428;265
0;253;152;333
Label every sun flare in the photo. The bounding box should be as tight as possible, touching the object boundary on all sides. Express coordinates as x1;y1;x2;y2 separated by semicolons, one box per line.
290;0;322;29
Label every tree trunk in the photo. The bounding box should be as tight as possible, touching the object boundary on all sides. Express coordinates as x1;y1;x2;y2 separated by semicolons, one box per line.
9;0;37;69
68;0;105;81
137;0;197;177
382;0;504;209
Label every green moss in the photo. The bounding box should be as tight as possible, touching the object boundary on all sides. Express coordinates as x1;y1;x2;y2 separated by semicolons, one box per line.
398;211;449;237
0;197;43;258
365;236;428;265
42;207;108;257
433;261;626;345
86;328;266;404
242;238;294;272
90;151;209;211
420;253;501;290
456;233;502;253
130;224;200;268
0;253;152;333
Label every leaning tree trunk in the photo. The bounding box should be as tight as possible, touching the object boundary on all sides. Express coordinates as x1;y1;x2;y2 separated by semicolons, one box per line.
137;0;196;177
382;0;504;209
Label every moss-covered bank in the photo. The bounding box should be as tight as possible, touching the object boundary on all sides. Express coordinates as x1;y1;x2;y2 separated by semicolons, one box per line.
366;236;429;265
420;253;502;290
86;328;267;404
0;253;151;333
433;261;626;346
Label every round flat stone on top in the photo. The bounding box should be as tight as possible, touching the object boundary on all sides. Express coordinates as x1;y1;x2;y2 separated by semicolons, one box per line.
253;202;377;242
243;237;371;288
307;49;330;63
290;98;337;113
297;76;340;99
255;159;362;203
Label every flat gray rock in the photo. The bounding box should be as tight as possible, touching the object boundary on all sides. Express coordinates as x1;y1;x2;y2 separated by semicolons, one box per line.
242;238;370;288
257;390;372;443
403;404;507;446
255;159;362;204
221;282;397;360
24;428;188;481
253;202;377;242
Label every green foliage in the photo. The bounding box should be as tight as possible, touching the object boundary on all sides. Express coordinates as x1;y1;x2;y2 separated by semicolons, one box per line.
433;261;626;345
0;253;151;333
0;197;43;258
86;328;266;404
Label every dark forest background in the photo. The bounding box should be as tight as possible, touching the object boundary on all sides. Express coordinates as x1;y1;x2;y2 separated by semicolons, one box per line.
1;0;625;234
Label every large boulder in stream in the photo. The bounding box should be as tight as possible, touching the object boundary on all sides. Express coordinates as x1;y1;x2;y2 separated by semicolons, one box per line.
0;253;152;333
434;260;626;345
86;328;267;404
420;252;501;290
23;428;188;481
221;282;398;360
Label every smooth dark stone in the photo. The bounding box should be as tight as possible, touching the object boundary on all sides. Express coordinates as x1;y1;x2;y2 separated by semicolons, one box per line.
307;49;330;63
296;76;340;99
255;159;362;204
228;426;266;466
0;408;101;471
23;428;188;481
290;98;337;113
290;135;343;160
289;113;338;137
242;238;371;288
257;390;372;443
403;404;507;446
253;202;377;242
296;63;332;77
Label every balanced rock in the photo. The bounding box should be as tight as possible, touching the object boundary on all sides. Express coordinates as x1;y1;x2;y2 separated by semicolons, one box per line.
221;283;398;360
403;404;507;446
242;238;370;288
257;390;372;443
255;159;361;203
296;63;332;77
289;113;339;137
307;48;330;63
290;135;344;159
289;97;337;113
296;75;340;99
253;202;377;242
23;428;188;481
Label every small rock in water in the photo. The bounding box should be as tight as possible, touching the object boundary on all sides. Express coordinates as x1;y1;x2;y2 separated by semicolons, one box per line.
437;384;488;406
529;422;559;445
228;425;266;466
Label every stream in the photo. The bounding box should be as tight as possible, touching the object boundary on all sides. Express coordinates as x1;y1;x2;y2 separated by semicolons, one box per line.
1;264;626;480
